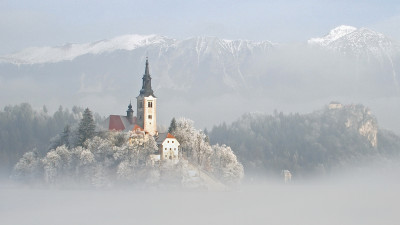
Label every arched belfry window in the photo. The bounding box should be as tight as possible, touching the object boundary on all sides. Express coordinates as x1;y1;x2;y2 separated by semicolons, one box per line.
148;101;153;108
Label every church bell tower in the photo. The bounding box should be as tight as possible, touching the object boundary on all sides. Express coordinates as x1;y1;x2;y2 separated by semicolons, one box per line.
136;58;157;136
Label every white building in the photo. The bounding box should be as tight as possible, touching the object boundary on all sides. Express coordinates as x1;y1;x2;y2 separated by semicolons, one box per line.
329;101;343;110
156;133;180;160
282;170;292;183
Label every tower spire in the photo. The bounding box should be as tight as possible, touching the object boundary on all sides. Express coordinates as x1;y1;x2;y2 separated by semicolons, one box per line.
136;58;157;136
139;57;155;97
126;100;134;122
145;57;149;75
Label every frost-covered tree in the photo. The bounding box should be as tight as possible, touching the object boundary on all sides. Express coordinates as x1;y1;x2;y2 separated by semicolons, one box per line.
211;144;244;185
42;145;73;184
114;131;158;183
172;118;197;158
173;118;244;185
76;108;96;147
173;118;213;168
12;117;244;188
193;132;213;167
13;151;42;182
116;160;136;182
74;146;95;183
110;131;127;147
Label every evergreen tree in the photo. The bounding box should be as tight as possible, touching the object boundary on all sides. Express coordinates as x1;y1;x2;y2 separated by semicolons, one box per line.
0;103;80;175
168;117;177;134
60;125;71;148
77;108;96;147
204;128;210;143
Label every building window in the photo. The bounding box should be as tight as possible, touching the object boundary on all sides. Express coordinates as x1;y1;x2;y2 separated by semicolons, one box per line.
167;141;169;143
139;115;142;119
148;115;152;119
170;148;172;150
165;148;167;150
139;101;143;108
172;141;174;143
148;101;153;108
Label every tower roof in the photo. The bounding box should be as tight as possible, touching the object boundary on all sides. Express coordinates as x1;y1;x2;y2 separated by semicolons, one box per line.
127;100;133;112
138;58;155;97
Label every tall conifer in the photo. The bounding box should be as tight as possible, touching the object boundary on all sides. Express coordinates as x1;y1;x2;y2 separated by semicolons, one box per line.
77;108;96;146
168;117;177;134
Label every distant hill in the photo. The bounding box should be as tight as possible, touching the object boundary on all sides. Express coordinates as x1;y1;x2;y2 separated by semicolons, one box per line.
209;103;400;177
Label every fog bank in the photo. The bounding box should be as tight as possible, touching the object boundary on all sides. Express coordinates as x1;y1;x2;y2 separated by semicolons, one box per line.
2;164;399;225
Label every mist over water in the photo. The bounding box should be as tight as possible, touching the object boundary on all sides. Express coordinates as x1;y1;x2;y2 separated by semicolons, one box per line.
2;162;399;225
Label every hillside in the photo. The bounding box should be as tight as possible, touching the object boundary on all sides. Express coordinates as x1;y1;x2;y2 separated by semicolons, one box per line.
209;103;400;177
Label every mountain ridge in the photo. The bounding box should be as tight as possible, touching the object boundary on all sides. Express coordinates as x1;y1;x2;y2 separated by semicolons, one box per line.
0;35;276;65
1;25;400;134
2;25;400;65
308;26;400;59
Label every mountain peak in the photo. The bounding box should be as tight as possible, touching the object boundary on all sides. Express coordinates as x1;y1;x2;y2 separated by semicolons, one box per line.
307;25;400;64
1;34;172;64
308;25;357;46
0;35;275;65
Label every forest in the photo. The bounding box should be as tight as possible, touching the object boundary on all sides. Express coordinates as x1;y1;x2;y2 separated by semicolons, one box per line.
0;103;85;176
209;104;400;178
3;102;400;183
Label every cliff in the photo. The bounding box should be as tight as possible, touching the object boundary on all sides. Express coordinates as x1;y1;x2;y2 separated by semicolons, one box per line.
327;102;378;147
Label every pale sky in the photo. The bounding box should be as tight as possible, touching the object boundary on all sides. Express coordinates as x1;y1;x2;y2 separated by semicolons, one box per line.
1;0;400;54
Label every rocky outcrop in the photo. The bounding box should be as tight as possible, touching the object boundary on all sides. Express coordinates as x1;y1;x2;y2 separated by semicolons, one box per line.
330;103;378;147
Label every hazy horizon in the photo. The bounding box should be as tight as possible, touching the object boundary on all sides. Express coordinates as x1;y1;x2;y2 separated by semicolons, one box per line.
1;0;400;54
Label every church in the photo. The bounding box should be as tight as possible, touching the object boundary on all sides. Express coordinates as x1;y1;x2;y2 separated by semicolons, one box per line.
103;58;180;161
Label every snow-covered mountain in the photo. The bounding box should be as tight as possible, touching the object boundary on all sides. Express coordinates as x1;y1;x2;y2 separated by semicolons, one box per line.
308;25;357;47
1;27;400;133
0;35;275;65
309;25;400;95
3;25;399;65
308;25;400;60
0;35;174;64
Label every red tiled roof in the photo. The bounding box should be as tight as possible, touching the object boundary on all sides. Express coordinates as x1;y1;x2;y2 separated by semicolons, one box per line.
109;115;125;131
166;133;176;139
133;124;144;132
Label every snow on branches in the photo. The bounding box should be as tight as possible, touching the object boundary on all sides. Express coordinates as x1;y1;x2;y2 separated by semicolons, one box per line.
172;118;244;185
13;118;244;188
13;131;159;188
